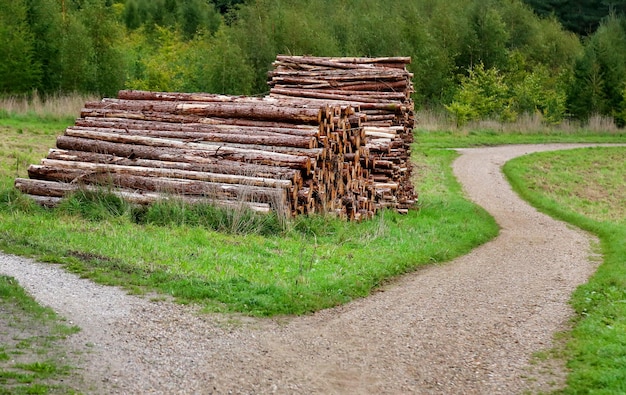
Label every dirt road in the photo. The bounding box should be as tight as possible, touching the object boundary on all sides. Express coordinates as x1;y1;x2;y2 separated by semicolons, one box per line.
0;144;605;394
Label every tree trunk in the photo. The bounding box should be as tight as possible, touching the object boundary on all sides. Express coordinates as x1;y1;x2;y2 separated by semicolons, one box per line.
61;129;313;172
68;126;318;149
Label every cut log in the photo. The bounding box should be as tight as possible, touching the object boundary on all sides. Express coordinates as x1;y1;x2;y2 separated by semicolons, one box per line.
27;166;288;203
46;149;301;182
14;178;272;212
75;117;320;137
54;138;304;179
68;126;318;149
61;129;313;172
86;98;324;124
37;159;294;189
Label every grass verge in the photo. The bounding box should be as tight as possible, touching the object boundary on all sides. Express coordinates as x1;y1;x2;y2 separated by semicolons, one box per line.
503;146;626;394
0;275;81;394
416;128;626;148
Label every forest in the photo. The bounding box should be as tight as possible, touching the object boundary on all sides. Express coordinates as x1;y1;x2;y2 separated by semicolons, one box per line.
3;0;626;125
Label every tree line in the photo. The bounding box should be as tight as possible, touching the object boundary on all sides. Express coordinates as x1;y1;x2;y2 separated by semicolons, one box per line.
2;0;626;125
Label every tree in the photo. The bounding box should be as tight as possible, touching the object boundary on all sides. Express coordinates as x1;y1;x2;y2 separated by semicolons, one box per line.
178;0;221;39
24;0;64;93
567;14;626;120
78;0;127;95
184;27;255;94
523;0;626;35
445;63;512;125
211;0;244;14
0;0;41;93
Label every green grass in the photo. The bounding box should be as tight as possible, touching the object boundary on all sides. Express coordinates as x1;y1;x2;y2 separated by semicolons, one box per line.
0;276;80;394
416;128;626;148
3;110;625;391
0;111;499;316
0;114;68;180
504;146;626;394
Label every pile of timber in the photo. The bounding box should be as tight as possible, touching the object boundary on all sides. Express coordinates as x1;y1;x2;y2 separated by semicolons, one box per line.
268;55;417;212
15;56;418;219
15;91;378;219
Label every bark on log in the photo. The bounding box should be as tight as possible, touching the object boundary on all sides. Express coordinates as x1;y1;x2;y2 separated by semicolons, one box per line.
76;117;320;137
86;98;324;124
61;129;313;172
37;159;294;189
68;126;317;149
270;88;403;104
27;165;288;203
268;78;408;92
54;138;303;179
15;178;272;212
275;55;411;65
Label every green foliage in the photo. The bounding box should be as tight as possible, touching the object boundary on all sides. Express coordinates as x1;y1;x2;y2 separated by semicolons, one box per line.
79;0;128;96
125;25;254;94
613;84;626;125
0;0;41;93
568;14;626;122
470;4;510;69
125;26;190;91
445;63;512;125
446;54;570;125
123;0;221;38
0;0;127;95
522;0;626;36
183;27;255;94
2;0;606;121
511;64;568;123
23;0;64;93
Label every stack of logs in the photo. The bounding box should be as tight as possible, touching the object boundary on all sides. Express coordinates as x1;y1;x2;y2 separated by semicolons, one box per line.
268;55;417;211
15;56;417;219
15;91;378;219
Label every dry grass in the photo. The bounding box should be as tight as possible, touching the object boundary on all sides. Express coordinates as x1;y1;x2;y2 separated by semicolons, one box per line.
415;109;621;134
0;91;100;119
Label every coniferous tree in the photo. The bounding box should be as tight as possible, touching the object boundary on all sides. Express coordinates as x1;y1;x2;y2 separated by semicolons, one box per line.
24;0;64;93
0;0;41;93
568;14;626;120
523;0;626;35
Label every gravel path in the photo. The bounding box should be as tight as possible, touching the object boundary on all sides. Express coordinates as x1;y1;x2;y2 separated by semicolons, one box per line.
0;144;608;394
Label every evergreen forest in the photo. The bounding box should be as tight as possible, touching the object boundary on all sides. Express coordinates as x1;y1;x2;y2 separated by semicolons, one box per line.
3;0;626;125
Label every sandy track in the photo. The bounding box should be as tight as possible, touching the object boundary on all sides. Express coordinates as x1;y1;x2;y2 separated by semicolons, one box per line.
1;144;607;394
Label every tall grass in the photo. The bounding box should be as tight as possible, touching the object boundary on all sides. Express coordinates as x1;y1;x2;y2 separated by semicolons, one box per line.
415;110;625;149
416;108;621;134
0;91;99;120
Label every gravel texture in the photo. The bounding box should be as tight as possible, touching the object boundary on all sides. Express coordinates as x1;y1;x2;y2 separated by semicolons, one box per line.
0;144;610;394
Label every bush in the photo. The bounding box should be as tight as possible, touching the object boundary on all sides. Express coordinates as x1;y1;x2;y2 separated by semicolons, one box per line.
445;63;511;125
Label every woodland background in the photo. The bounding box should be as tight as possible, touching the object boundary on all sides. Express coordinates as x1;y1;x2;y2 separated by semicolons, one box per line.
3;0;626;125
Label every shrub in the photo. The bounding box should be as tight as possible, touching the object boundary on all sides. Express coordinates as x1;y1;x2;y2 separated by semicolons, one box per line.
445;63;511;125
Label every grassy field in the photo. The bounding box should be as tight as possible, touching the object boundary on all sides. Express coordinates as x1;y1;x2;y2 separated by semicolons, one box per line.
504;147;626;394
1;105;625;392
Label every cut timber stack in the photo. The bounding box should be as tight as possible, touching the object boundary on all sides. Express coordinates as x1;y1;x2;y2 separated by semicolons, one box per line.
15;57;418;219
268;55;417;213
15;91;377;219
